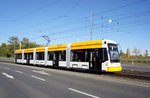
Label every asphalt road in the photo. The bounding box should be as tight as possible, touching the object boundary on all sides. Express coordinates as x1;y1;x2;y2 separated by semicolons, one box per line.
0;62;150;98
1;58;150;72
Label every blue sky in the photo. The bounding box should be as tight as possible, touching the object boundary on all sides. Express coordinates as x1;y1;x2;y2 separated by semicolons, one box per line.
0;0;150;54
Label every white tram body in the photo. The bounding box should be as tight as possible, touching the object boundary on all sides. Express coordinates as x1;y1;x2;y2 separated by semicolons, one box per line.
15;39;122;72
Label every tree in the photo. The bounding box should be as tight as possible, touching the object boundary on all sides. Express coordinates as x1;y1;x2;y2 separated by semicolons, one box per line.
144;50;148;58
29;42;41;48
0;43;10;57
8;36;19;44
144;50;149;64
21;37;29;49
8;36;20;57
132;48;141;57
120;50;125;57
126;48;130;58
0;36;43;58
125;48;131;63
21;37;42;49
132;48;142;63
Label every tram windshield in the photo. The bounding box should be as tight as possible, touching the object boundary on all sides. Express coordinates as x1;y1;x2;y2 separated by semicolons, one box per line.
108;44;120;63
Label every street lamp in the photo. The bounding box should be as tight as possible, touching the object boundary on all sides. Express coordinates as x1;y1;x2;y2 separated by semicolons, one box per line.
109;19;113;24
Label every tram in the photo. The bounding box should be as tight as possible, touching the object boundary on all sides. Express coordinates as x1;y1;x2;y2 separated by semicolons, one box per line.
15;39;122;72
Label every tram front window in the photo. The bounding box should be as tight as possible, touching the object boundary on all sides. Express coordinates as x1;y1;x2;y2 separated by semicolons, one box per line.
108;44;120;63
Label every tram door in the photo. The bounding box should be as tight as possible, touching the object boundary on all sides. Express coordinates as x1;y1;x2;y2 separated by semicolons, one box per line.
89;49;102;71
15;54;17;63
53;52;59;67
26;54;30;64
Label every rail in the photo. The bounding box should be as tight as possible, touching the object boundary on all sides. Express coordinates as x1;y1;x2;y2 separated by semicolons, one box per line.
108;70;150;81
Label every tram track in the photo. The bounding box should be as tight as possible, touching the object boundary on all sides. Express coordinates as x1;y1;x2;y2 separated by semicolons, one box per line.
108;70;150;81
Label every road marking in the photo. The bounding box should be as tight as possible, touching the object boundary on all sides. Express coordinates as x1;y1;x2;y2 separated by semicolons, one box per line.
1;62;150;88
32;70;50;75
14;70;23;73
31;75;46;81
3;67;10;70
68;88;100;98
2;72;14;79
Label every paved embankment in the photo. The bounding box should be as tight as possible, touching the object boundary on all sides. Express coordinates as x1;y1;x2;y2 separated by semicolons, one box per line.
0;58;14;63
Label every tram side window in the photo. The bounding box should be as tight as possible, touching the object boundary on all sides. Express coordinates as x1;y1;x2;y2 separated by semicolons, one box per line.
71;50;86;62
85;50;90;62
59;51;66;61
29;53;33;59
24;53;27;59
48;52;53;60
17;54;22;59
24;53;33;59
71;49;108;62
36;52;44;60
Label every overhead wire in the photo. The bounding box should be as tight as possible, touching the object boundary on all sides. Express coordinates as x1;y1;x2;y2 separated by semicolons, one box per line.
63;0;82;16
10;0;149;44
23;11;150;42
33;0;147;32
14;0;61;20
17;0;143;33
94;0;147;16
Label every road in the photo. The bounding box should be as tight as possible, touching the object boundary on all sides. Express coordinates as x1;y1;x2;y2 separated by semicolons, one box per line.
1;58;150;72
0;62;150;98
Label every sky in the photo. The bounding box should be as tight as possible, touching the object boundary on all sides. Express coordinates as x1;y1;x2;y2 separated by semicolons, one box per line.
0;0;150;54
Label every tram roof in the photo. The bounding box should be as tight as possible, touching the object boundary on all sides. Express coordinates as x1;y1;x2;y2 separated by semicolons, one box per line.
15;39;117;53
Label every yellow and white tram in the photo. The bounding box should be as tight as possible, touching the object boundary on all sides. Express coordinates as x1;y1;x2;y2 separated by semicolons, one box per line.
15;39;122;72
